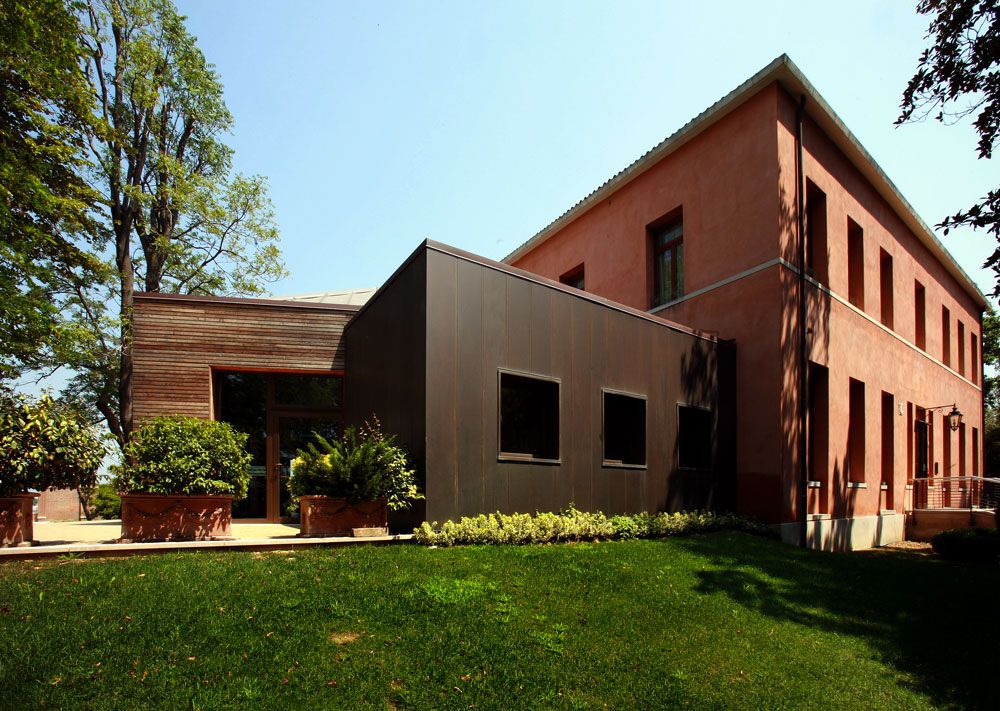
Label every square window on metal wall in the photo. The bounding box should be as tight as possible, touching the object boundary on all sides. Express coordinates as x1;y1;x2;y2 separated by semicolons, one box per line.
498;370;560;462
603;390;647;467
678;405;713;470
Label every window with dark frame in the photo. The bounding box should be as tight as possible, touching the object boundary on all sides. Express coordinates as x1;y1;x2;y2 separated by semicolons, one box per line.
499;371;560;461
677;405;712;470
651;216;684;307
602;390;646;467
559;264;585;291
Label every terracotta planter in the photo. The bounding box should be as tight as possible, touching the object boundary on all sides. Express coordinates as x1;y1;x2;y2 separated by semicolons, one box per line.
119;494;234;542
0;493;39;547
299;496;388;537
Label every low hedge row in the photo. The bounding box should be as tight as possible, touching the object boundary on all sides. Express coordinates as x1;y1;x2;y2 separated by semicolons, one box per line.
931;527;1000;563
413;507;774;546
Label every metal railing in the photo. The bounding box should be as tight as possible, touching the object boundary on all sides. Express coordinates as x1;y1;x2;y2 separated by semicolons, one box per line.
906;476;1000;511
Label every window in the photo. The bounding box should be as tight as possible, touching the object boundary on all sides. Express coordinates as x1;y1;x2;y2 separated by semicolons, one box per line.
942;306;951;367
906;402;914;481
650;215;683;307
972;333;979;384
274;374;343;408
559;264;585;291
847;218;864;309
678;405;712;470
973;427;980;476
914;281;926;350
848;378;866;484
499;370;560;461
805;180;828;284
879;249;893;328
602;390;646;467
958;321;966;376
959;422;966;476
881;391;895;509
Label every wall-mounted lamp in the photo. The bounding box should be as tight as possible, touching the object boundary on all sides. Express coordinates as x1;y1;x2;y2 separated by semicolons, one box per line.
927;403;963;432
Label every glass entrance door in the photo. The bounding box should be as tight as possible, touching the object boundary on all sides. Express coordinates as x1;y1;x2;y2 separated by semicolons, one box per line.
273;415;341;521
215;370;344;522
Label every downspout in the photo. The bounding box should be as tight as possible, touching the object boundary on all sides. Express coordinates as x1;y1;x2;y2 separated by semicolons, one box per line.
796;95;809;548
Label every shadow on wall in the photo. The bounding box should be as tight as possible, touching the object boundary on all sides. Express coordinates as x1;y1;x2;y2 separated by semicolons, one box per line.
676;532;1000;709
669;337;736;512
778;160;832;528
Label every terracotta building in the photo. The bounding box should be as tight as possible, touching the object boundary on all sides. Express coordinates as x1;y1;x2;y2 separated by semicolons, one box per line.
131;55;987;549
505;55;987;548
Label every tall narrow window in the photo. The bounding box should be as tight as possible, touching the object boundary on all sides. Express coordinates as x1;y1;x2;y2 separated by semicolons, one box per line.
914;281;926;350
879;249;893;328
959;423;966;476
808;363;829;508
650;215;683;307
559;264;585;291
805;180;828;284
957;321;966;376
971;333;979;385
915;407;928;479
973;427;980;476
906;402;914;481
678;405;713;470
943;416;952;476
602;390;647;467
848;378;866;484
498;371;560;461
881;391;894;509
847;218;864;310
942;306;951;367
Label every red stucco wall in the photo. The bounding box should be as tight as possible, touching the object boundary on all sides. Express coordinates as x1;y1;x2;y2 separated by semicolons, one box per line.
510;80;984;525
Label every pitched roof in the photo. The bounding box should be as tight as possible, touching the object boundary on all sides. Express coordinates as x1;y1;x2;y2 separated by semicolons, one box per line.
502;54;988;310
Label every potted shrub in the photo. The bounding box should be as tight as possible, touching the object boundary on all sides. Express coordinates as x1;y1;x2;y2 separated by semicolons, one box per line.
115;415;251;542
290;418;422;536
0;393;105;546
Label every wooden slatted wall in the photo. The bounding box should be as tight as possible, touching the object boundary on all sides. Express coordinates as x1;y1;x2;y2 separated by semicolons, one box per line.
133;294;356;421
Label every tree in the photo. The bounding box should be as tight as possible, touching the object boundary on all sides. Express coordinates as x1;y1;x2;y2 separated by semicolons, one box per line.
63;0;286;447
0;0;103;379
898;0;1000;294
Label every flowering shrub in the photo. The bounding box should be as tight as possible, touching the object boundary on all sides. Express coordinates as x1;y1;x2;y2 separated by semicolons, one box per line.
414;506;774;546
289;418;422;511
115;416;251;498
0;393;106;497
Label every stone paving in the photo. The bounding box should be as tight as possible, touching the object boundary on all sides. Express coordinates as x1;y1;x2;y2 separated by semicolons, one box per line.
1;520;412;560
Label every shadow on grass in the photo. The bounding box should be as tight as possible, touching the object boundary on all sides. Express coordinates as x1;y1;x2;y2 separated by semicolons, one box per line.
675;533;1000;708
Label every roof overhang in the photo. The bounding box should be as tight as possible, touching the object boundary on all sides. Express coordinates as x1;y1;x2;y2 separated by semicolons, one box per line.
502;54;988;311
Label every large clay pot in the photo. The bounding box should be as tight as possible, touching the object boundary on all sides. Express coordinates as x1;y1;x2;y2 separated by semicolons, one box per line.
0;493;39;547
119;494;234;542
299;496;388;536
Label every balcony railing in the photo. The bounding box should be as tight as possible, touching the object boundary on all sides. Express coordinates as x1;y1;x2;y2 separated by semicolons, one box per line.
906;476;1000;511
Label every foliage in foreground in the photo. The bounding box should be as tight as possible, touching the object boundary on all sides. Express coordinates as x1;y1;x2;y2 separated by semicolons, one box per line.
114;415;251;498
414;506;774;546
289;419;422;511
931;527;1000;563
0;392;105;497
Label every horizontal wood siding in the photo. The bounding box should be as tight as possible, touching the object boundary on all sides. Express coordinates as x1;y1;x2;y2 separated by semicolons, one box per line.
422;246;734;522
133;296;353;422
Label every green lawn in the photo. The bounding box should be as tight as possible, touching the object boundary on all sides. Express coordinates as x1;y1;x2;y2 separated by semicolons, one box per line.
0;533;996;709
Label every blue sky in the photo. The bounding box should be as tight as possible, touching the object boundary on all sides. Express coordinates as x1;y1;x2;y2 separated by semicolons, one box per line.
174;0;997;301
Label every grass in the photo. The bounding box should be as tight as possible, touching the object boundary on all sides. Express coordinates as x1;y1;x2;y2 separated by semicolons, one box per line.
0;533;997;709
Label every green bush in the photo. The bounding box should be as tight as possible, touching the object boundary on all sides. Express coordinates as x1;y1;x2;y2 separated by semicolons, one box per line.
115;416;251;498
414;506;774;546
289;418;422;511
931;527;1000;563
0;393;106;497
90;484;121;519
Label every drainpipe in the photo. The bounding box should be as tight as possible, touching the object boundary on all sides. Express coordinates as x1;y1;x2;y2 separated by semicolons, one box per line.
796;95;809;548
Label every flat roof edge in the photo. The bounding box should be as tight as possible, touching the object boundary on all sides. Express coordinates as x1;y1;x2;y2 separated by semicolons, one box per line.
134;292;362;312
